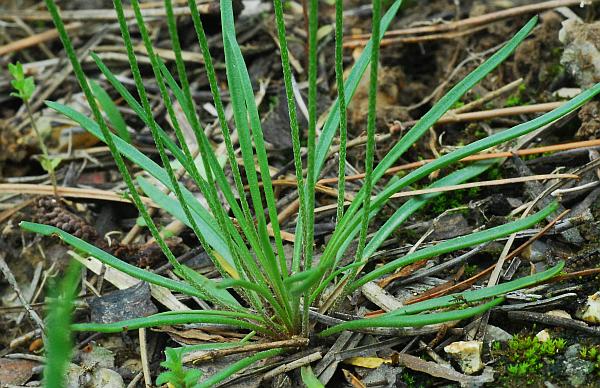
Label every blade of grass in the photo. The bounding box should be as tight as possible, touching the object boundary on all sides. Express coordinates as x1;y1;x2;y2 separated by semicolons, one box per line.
114;0;244;300
89;80;130;142
43;0;205;305
310;80;600;294
72;311;272;335
391;262;564;315
43;260;80;388
220;0;293;325
301;365;325;388
350;201;558;290
319;297;504;336
197;348;285;388
353;0;382;274
20;222;242;308
157;60;286;302
334;0;347;226
320;17;540;269
272;0;307;278
124;0;274;320
158;0;261;296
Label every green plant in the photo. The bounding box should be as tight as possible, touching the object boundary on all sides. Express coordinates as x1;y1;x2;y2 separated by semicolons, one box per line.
503;335;566;377
580;345;600;373
504;83;527;107
156;348;202;388
43;261;80;387
8;62;61;196
22;0;600;386
463;264;479;278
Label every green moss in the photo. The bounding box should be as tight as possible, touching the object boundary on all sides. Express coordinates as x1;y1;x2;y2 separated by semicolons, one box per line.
493;334;567;384
451;100;465;110
580;345;600;374
463;264;479;278
424;185;480;215
504;84;528;108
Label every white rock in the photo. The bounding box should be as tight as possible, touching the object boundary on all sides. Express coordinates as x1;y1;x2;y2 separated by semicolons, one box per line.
444;340;484;375
92;368;124;388
560;20;600;89
577;291;600;324
536;329;551;342
553;87;582;99
546;309;572;319
66;364;124;388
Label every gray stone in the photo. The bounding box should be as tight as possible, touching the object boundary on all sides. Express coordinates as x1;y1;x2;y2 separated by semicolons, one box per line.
562;344;595;387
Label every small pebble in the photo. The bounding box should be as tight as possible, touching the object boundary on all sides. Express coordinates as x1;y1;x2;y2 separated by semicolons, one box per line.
444;340;483;375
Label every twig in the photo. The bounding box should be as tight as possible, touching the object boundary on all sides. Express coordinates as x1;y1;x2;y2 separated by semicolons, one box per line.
318;139;600;185
344;25;489;48
450;78;524;114
261;352;322;381
508;310;600;335
388;174;579;199
0;22;81;56
183;338;309;364
391;102;563;131
0;253;46;339
395;353;495;385
139;328;152;387
347;0;590;41
552;181;600;196
0;183;156;207
313;174;580;215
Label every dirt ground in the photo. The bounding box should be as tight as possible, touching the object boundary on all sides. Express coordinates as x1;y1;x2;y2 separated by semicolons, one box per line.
1;0;600;387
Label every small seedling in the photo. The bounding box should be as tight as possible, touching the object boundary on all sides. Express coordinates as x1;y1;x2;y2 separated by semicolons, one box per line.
9;62;61;196
156;348;202;388
580;345;600;374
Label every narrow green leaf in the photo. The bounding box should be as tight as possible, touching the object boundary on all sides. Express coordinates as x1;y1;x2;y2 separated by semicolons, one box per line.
90;80;131;142
319;298;504;336
44;260;80;388
351;201;558;289
72;311;267;334
301;365;324;388
389;262;564;316
19;222;241;308
197;349;285;388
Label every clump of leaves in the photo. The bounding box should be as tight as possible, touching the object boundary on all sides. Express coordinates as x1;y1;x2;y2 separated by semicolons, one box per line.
23;0;600;386
156;348;202;388
8;62;61;196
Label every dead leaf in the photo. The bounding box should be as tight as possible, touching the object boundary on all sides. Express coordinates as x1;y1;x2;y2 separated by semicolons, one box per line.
343;356;390;369
342;369;367;388
0;358;37;385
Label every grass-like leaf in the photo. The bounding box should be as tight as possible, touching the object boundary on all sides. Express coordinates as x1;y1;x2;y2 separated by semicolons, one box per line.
19;222;241;309
320;262;563;336
301;365;325;388
43;260;80;387
89;80;130;142
319;298;504;336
